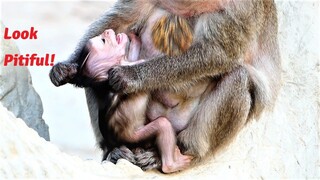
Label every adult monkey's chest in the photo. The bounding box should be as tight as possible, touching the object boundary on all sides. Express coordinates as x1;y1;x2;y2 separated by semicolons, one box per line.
138;8;194;59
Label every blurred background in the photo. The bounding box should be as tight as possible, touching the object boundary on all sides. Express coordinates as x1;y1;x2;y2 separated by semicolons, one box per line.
1;1;117;161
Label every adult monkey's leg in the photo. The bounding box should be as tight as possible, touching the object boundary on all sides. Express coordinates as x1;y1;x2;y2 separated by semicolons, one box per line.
177;67;252;161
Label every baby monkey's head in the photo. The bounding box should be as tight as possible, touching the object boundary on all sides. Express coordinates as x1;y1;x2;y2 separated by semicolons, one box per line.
86;29;129;62
81;29;130;80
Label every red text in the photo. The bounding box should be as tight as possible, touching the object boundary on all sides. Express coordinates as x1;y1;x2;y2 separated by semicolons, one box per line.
4;27;38;40
3;54;55;66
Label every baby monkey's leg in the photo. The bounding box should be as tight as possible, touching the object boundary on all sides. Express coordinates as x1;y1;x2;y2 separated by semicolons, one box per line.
127;117;192;173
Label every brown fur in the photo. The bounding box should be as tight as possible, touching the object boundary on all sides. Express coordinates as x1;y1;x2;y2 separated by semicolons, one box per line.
152;15;193;56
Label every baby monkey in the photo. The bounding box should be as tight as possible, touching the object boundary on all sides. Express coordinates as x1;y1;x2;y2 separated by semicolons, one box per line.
83;29;193;173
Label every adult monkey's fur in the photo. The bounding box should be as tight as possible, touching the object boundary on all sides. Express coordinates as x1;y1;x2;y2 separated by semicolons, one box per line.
49;0;281;171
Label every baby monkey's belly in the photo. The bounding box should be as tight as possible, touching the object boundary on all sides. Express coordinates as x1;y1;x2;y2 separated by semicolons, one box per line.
146;80;211;132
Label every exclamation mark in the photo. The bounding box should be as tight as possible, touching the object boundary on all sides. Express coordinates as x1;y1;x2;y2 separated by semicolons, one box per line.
50;54;55;66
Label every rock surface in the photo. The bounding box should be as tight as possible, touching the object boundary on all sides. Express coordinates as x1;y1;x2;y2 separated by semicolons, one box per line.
0;0;319;179
0;103;145;179
0;24;50;141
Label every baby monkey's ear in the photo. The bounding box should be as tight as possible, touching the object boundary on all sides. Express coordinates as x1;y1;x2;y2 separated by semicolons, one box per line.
152;15;193;57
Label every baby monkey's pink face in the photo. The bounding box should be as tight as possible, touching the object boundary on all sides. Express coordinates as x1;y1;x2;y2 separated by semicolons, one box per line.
87;29;129;62
84;29;129;80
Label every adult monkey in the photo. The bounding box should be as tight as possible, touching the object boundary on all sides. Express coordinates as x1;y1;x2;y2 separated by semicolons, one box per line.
50;0;281;171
